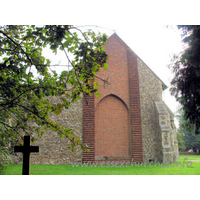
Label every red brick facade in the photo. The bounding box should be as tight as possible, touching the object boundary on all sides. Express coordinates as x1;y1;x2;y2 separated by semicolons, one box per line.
83;33;143;163
82;92;95;162
127;48;143;162
95;95;130;158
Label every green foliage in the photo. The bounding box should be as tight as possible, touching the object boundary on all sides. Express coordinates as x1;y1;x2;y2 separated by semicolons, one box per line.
177;109;200;152
169;25;200;134
0;25;108;170
177;132;186;152
183;131;200;152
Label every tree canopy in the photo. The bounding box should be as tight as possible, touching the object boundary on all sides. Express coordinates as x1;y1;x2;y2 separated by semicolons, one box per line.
170;25;200;134
0;25;108;170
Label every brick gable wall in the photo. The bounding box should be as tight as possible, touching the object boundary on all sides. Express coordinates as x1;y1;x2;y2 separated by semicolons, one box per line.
83;33;143;163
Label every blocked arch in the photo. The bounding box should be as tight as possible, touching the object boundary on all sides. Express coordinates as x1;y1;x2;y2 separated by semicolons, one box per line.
95;94;130;159
95;94;129;112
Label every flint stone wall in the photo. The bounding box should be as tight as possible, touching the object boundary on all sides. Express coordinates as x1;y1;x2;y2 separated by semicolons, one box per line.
12;96;83;165
137;57;164;163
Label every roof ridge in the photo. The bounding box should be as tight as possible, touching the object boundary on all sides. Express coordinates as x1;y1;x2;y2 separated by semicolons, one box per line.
107;33;167;90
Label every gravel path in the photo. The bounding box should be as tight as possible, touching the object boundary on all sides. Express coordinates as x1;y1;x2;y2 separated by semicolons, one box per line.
189;160;200;162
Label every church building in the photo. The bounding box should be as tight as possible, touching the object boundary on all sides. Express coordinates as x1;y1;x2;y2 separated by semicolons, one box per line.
13;33;179;165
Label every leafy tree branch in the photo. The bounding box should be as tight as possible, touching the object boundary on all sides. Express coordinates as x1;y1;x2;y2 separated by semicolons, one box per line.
0;25;108;172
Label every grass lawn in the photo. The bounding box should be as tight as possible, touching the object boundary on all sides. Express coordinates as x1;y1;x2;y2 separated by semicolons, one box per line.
4;155;200;175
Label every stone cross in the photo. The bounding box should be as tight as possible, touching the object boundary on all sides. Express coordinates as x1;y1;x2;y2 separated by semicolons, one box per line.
14;136;39;175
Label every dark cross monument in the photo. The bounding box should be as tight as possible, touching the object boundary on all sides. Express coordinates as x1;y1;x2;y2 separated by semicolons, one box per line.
14;136;39;175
